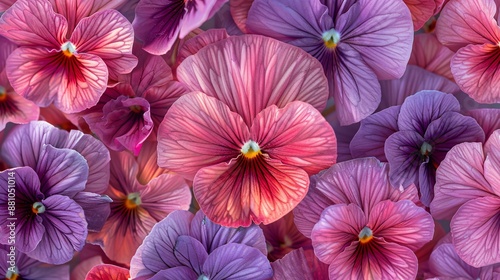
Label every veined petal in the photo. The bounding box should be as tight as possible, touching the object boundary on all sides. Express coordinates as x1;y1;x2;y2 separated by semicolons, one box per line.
151;268;198;280
451;196;500;267
0;91;40;131
404;0;438;30
436;0;500;51
311;204;366;265
350;106;400;162
0;35;17;72
177;29;229;65
194;155;309;227
397;90;460;135
230;0;253;33
467;109;500;139
72;192;111;232
385;130;424;189
329;239;418;280
176;35;329;126
338;0;413;80
251;101;337;175
429;243;481;279
202;243;273;280
431;142;493;220
368;200;434;251
85;264;130;280
409;33;454;80
271;248;314;280
157;92;248;180
173;236;208;275
0;0;66;48
0;0;15;12
451;43;500;103
71;9;137;79
30;195;88;265
179;0;227;38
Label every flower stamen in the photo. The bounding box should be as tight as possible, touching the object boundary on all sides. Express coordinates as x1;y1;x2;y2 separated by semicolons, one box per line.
125;192;142;210
61;41;77;57
241;140;261;159
358;226;373;244
322;29;341;49
32;202;45;214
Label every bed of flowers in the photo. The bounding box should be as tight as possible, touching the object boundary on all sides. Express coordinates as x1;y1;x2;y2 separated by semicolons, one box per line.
0;0;499;279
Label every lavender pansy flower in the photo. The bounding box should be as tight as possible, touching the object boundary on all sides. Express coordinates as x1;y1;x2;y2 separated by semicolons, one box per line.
130;210;272;280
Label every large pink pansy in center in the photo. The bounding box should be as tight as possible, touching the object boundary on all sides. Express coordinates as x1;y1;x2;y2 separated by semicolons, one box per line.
157;35;337;227
0;0;137;113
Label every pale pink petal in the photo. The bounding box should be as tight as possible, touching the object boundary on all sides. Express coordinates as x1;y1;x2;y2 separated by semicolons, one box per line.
451;196;500;267
136;140;166;184
404;0;438;30
0;35;17;72
368;200;434;251
71;10;137;80
311;204;366;265
179;0;228;38
329;239;418;280
0;0;15;12
0;91;40;131
6;48;108;113
176;35;328;126
177;29;229;65
483;142;500;196
271;248;314;280
451;43;500;103
431;142;494;220
251;101;337;175
436;0;500;51
230;0;253;33
0;0;66;48
467;109;500;139
409;33;454;80
428;243;481;279
157;92;249;180
194;155;309;227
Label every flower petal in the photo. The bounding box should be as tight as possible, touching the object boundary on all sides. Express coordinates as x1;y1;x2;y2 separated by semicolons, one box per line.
194;155;309;227
177;29;229;65
151;267;198;280
329;239;418;280
251;101;337;175
271;248;314;280
176;35;329;126
404;0;439;30
31;194;88;264
428;243;481;279
85;264;130;280
311;204;366;264
385;130;424;189
173;235;208;275
436;0;500;51
71;9;137;80
431;142;493;220
0;0;66;48
408;33;454;80
202;243;273;280
350;106;400;161
72;192;111;232
467;109;500;139
368;200;434;251
179;0;227;38
451;196;500;267
0;91;40;131
397;90;460;135
451;43;500;103
229;0;253;33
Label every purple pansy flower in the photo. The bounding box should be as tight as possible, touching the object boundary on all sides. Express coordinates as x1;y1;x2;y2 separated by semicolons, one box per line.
245;0;414;125
1;245;69;279
350;90;484;206
130;210;272;280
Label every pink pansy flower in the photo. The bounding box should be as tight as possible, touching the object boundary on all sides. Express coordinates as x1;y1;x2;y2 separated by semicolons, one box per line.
431;129;500;267
87;141;191;265
436;0;500;103
0;0;137;113
0;35;39;131
133;0;228;55
157;35;337;227
83;47;188;155
294;158;433;279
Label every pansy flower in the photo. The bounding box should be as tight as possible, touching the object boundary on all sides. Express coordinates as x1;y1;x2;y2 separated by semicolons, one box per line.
350;90;484;205
431;129;500;267
83;47;188;155
0;0;137;113
0;245;69;279
130;210;272;280
87;141;191;265
294;158;433;279
245;0;413;124
436;0;500;103
158;35;336;227
133;0;228;55
0;35;39;131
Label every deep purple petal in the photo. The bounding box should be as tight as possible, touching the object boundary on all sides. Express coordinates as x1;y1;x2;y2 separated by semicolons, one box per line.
173;235;208;274
72;192;111;232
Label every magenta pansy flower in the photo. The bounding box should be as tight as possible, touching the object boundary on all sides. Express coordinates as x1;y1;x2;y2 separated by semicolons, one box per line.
0;35;39;131
88;142;191;265
350;90;484;205
0;0;137;113
130;210;272;280
83;48;188;155
245;0;414;124
158;35;336;227
1;245;69;279
294;158;433;279
133;0;228;55
436;0;500;103
431;129;500;267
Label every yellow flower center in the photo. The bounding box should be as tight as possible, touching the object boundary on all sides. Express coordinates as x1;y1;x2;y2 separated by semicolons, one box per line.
241;140;261;159
125;192;142;210
358;226;373;244
322;29;341;49
61;41;77;57
6;268;19;280
0;86;6;102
